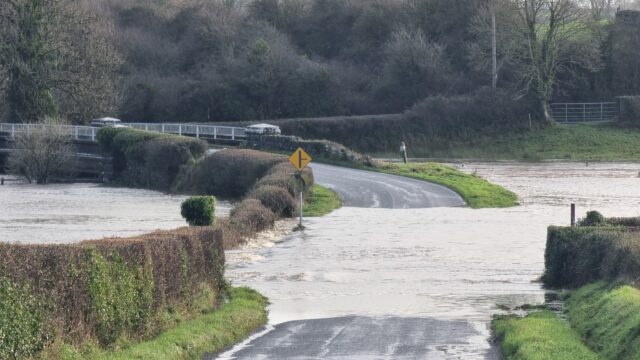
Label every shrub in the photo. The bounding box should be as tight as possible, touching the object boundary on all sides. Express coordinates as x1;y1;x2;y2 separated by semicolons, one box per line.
181;196;216;226
173;149;284;198
578;210;606;226
230;199;277;234
254;162;313;197
543;226;640;288
0;277;52;359
97;128;207;191
249;185;297;217
0;227;225;349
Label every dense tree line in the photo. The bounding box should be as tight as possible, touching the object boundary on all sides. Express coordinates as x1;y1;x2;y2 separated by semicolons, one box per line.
1;0;640;125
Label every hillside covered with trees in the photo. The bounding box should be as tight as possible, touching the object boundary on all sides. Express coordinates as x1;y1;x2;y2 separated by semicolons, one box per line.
1;0;640;128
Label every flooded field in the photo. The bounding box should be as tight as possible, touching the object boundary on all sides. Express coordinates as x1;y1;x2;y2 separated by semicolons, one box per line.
0;178;231;243
224;162;640;358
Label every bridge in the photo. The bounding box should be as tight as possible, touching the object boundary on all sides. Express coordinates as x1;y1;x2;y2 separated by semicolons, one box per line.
0;123;248;143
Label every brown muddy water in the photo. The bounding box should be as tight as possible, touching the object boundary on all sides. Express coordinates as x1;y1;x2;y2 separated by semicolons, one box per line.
225;162;640;358
0;177;231;243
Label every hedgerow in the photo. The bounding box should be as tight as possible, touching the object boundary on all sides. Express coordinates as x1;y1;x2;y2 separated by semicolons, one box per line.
0;227;225;353
97;127;207;191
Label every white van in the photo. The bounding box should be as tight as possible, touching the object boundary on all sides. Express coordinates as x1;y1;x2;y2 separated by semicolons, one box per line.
245;123;281;135
90;117;125;127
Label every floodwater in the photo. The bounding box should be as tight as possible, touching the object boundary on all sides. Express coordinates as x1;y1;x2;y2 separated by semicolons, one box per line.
224;162;640;358
0;177;231;244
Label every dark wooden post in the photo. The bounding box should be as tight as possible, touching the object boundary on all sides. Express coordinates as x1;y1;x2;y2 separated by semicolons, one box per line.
571;203;576;226
0;178;4;185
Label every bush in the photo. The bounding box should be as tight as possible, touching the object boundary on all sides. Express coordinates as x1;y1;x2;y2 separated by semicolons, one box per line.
249;185;297;217
173;149;284;198
578;210;606;226
543;226;640;288
181;196;216;226
254;162;313;197
0;227;225;349
230;199;277;234
0;277;52;359
97;128;207;191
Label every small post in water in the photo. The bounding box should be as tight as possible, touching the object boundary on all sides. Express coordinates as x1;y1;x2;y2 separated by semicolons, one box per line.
400;141;408;164
0;177;4;186
571;203;576;226
299;190;303;227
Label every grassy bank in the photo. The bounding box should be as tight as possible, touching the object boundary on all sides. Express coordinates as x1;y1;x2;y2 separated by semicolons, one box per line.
376;162;517;208
396;124;640;161
566;282;640;360
47;287;268;360
303;184;342;217
493;311;599;360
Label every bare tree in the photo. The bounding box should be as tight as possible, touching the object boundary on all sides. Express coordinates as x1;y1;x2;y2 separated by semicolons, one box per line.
8;119;76;184
514;0;602;123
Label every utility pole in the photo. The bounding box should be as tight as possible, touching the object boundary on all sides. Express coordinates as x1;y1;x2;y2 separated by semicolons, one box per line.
491;0;498;92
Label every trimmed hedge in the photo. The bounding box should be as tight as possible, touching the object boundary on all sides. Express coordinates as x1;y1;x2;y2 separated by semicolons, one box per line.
0;227;225;352
543;226;640;288
173;149;283;198
248;185;297;218
230;199;277;235
181;196;216;226
97;127;207;191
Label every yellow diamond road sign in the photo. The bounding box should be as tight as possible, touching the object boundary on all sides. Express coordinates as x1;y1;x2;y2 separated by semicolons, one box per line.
289;148;312;170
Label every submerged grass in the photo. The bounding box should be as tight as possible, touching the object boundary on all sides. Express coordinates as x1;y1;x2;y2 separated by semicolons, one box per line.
492;311;600;360
303;184;342;217
566;282;640;360
51;287;268;360
376;162;517;208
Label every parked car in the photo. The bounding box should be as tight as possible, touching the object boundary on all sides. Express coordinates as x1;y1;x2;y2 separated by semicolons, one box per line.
245;123;282;135
90;117;127;128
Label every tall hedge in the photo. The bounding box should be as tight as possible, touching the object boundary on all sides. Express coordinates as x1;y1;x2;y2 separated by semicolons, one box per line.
97;127;207;190
543;226;640;288
0;227;225;351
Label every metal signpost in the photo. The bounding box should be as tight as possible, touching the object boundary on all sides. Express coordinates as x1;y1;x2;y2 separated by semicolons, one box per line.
289;148;312;229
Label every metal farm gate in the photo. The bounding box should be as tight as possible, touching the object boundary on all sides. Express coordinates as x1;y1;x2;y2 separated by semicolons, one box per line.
550;102;618;124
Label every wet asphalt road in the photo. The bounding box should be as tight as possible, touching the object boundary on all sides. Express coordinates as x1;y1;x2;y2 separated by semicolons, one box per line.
211;164;499;360
213;316;500;360
310;163;465;209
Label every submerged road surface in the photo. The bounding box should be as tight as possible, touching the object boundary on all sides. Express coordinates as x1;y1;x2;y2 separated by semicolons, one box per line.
310;163;465;208
212;164;499;360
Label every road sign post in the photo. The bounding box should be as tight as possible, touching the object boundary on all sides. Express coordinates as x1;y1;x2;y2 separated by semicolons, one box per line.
289;148;312;229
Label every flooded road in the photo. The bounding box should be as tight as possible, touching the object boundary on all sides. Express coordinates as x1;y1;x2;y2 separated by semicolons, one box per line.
220;162;640;359
0;179;231;243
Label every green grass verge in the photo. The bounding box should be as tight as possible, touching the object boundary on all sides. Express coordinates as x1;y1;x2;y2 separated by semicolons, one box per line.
394;124;640;161
49;287;268;360
566;282;640;360
376;162;517;208
303;184;342;217
493;311;600;360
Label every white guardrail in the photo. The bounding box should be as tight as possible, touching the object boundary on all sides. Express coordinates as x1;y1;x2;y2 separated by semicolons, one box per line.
0;123;247;142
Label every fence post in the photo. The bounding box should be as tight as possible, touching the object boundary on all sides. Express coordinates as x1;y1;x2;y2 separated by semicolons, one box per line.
213;127;217;140
583;103;586;123
11;124;15;137
231;128;235;141
571;203;576;226
91;128;95;142
196;126;200;138
565;103;568;123
161;124;165;133
601;103;604;122
75;127;79;140
145;124;148;131
179;124;182;136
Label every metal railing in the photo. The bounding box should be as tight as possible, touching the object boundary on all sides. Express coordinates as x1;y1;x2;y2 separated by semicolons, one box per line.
0;123;99;141
121;123;246;141
550;102;618;124
0;123;247;142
